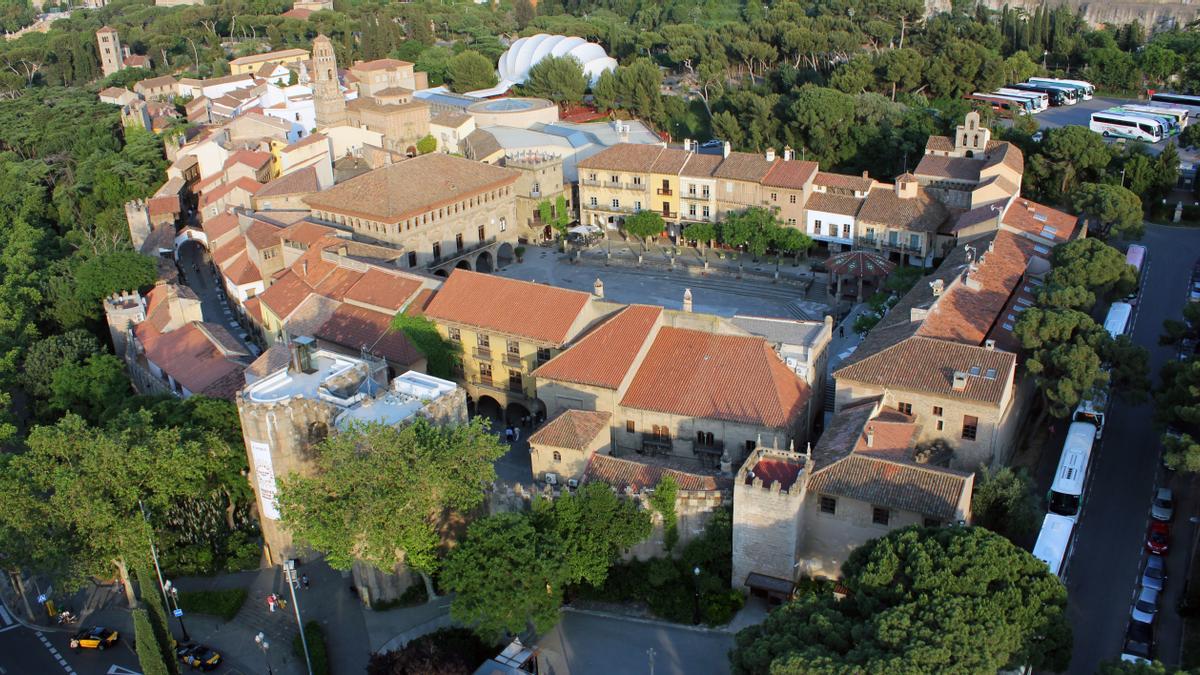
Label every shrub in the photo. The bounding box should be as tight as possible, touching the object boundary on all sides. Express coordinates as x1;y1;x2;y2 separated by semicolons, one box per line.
177;588;248;622
367;627;496;675
133;609;171;675
371;581;428;611
293;620;330;675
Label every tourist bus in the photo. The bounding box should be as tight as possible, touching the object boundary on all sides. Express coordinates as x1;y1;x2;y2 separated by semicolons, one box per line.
966;93;1031;117
1030;77;1095;100
995;88;1049;112
1089;110;1165;143
1103;301;1133;339
1033;513;1077;577
1048;421;1098;521
1148;92;1200;118
1121;104;1189;131
1111;106;1183;135
1008;82;1076;106
1126;243;1147;279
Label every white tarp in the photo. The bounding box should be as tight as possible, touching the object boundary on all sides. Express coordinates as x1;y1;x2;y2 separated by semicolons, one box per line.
250;441;281;520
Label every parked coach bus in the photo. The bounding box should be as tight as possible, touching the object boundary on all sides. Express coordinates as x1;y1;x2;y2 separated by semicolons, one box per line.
1048;421;1098;521
966;93;1031;117
1148;91;1200;118
1103;301;1133;339
1008;82;1074;106
1089;111;1165;143
995;88;1049;112
1033;513;1077;577
1112;106;1183;135
1030;77;1095;100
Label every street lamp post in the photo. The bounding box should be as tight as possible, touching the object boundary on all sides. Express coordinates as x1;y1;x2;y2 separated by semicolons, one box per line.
284;560;314;675
162;580;190;642
692;566;701;625
255;632;273;675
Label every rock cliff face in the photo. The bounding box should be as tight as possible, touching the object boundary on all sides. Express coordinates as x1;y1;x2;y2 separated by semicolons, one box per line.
925;0;1199;30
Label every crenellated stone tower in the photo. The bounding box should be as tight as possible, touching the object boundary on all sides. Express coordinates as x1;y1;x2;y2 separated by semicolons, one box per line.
311;34;347;128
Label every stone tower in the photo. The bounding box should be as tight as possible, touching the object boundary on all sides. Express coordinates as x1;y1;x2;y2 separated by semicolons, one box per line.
124;199;151;252
96;26;124;78
954;111;991;156
102;290;147;359
311;34;347;128
731;447;809;592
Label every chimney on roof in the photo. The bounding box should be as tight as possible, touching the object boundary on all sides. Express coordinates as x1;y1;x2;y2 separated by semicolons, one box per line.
722;141;731;158
783;145;793;161
952;371;969;391
683;139;692;152
862;170;869;179
301;261;308;276
765;147;775;162
865;426;874;447
895;174;917;199
593;278;604;299
930;278;944;297
985;339;996;350
682;288;693;313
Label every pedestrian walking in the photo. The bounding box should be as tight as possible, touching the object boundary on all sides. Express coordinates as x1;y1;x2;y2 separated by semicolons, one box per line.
301;574;309;590
513;426;521;442
839;325;845;338
267;594;276;613
505;426;514;443
277;597;288;611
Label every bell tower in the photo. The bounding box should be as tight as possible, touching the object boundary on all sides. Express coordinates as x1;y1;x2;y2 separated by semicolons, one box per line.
312;34;347;128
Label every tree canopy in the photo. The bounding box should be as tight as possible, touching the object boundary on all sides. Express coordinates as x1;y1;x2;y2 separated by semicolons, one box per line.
521;55;587;107
1071;182;1144;239
729;526;1072;674
971;467;1040;544
622;210;665;243
447;50;498;93
278;418;506;574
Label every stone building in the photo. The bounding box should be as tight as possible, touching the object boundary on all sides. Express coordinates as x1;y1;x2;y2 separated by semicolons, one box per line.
347;58;428;96
913;111;1023;211
237;341;464;601
504;151;567;242
311;34;347;128
304;154;521;274
344;93;431;156
228;48;309;76
732;447;808;603
96;26;125;78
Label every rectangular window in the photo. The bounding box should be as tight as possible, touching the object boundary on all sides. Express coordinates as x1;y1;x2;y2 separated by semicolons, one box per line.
789;194;797;204
702;206;710;218
842;224;850;238
910;233;921;249
508;370;522;390
478;225;486;241
634;201;642;211
626;420;635;433
873;507;890;526
455;233;464;251
407;251;417;267
932;406;943;417
962;415;979;441
815;219;822;231
432;242;441;259
702;187;709;198
611;198;620;209
865;227;876;240
536;347;552;364
477;333;490;348
633;176;642;185
770;192;777;202
787;218;796;226
688;185;696;196
689;204;696;217
448;328;461;342
588;173;596;182
897;402;912;415
923;518;941;528
589;196;598;207
819;496;837;514
610;175;619;184
936;420;944;431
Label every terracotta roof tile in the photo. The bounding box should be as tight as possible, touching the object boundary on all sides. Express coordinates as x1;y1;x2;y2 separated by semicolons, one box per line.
528;410;611;450
243;296;263;323
711;151;776;181
620;327;810;427
304;154;519;224
279;219;338;246
834;336;1014;405
813;172;874;192
403;288;436;317
533;305;662;389
133;317;246;399
423;270;591;344
199;177;264;209
857;186;949;233
807;192;863;217
285;132;328;151
1002;198;1078;243
924;135;955;153
229;48;308;66
583;453;731;493
679;152;722;177
809;455;970;521
314;304;423;366
914;155;982;182
223;253;262;286
203;211;241;242
430;111;472;127
745;457;804;491
224;149;272;171
811;400;880;470
258;271;314;320
212;236;247;267
352;58;414;71
576;144;670;173
342;268;422;313
244;219;283;250
762;160;818;189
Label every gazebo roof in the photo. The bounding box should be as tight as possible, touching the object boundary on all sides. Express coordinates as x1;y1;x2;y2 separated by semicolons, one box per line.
827;250;896;278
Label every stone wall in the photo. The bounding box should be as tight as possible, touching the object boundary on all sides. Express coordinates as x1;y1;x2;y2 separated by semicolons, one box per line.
797;492;926;579
731;450;808;590
925;0;1200;29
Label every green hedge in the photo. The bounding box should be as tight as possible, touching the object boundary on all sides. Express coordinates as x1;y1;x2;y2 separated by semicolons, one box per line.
136;568;179;675
133;609;171;675
293;620;330;675
176;588;248;621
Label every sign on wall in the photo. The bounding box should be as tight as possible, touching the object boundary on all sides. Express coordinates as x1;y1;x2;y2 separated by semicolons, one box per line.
250;441;281;520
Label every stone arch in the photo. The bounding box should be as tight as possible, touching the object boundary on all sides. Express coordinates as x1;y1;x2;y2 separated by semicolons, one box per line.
505;401;531;425
475;250;494;273
434;268;449;277
475;395;503;424
455;259;472;271
497;242;514;267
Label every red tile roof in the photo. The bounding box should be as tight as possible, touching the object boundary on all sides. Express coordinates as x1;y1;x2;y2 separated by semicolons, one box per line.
134;318;246;399
258;271;314;320
620;327;810;428
423;270;592;344
807;192;863;217
244;219;283;250
813;172;874;192
809;455;970;521
199;177;264;209
583;454;730;493
403;288;437;317
343;268;422;313
212;235;247;267
528;410;611;450
533;305;662;389
1002;198;1078;243
224;149;272;171
352;58;414;71
834;336;1014;406
746;457;803;491
279;219;337;247
314;304;422;366
857;186;949;233
257;166;320;198
762;160;818;189
223;252;262;286
203;212;241;242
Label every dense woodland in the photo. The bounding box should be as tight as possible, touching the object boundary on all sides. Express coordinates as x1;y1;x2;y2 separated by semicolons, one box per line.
0;2;1195;668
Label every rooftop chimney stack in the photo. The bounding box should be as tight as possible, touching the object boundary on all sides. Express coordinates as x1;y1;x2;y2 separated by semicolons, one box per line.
683;288;693;312
783;145;793;161
683;139;692;152
930;278;944;297
723;141;731;158
952;371;969;391
593;278;604;298
865;427;875;447
765;147;775;162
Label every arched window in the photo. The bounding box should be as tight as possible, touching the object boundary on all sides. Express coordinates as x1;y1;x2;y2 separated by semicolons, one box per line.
552;451;561;462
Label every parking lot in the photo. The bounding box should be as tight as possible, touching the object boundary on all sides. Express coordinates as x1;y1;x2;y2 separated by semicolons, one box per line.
1028;95;1200;165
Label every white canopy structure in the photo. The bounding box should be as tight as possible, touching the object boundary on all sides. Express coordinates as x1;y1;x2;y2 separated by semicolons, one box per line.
498;34;617;87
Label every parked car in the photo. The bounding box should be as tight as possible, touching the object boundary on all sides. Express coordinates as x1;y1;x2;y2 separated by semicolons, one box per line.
1121;621;1154;664
699;139;724;148
1142;554;1166;592
1131;586;1160;624
1032;130;1045;143
1146;521;1171;554
1152;488;1175;521
176;643;223;671
70;626;119;651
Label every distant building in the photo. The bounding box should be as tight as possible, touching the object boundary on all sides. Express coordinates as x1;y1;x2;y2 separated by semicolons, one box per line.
913;111;1024;211
228;48;309;76
311;34;347;128
95;26;124;78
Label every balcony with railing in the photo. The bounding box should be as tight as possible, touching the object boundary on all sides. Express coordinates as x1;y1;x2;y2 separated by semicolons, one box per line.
692;439;725;456
660;211;678;219
470;375;528;398
680;191;711;201
854;235;923;255
581;178;600;187
474;346;492;361
625;182;648;191
640;434;673;456
656;187;674;196
503;351;524;368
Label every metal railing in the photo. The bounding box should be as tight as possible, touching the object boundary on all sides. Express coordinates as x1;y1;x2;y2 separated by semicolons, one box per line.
656;188;674;196
503;352;524;368
474;346;492;360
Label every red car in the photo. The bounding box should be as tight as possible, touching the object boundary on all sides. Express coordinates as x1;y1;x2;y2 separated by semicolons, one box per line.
1146;521;1171;554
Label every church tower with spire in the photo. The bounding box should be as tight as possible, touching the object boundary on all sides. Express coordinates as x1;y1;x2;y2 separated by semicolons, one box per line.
312;34;347;128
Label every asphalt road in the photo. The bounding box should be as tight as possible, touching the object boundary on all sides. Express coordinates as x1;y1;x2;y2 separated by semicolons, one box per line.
536;610;734;675
1030;95;1200;165
1066;224;1200;673
0;608;143;675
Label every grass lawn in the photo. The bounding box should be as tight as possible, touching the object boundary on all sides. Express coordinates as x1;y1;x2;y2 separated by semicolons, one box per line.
176;588;248;622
